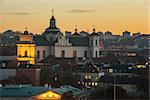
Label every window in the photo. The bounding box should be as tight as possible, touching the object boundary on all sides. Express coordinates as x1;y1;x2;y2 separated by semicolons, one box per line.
37;50;40;59
84;51;87;57
54;76;57;81
85;75;88;79
92;82;95;86
95;40;98;46
89;75;91;79
73;50;77;57
61;50;65;58
78;81;80;84
95;82;98;86
43;50;46;58
88;82;91;85
99;51;101;56
82;82;84;85
95;51;98;58
24;50;28;57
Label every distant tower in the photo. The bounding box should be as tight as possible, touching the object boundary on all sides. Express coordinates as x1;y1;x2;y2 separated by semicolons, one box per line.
93;26;96;33
89;27;101;58
72;26;80;36
43;8;61;42
75;26;78;33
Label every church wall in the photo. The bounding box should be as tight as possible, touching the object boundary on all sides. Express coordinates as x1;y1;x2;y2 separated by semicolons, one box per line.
36;46;50;62
54;46;90;58
50;46;55;56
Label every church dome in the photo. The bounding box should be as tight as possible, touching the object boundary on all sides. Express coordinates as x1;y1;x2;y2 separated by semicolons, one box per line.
24;30;29;35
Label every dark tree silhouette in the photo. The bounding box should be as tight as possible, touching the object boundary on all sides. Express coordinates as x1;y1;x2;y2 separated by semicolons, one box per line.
106;86;127;99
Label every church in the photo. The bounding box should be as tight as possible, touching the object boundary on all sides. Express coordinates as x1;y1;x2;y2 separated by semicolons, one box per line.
17;10;104;64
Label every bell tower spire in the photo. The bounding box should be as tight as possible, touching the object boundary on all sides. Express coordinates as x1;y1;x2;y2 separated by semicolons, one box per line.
50;8;56;28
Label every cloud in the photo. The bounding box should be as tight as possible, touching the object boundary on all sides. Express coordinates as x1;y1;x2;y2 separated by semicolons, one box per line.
67;9;96;13
0;12;31;15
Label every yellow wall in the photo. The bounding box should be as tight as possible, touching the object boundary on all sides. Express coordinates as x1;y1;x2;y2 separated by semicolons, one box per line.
33;91;61;100
17;43;36;64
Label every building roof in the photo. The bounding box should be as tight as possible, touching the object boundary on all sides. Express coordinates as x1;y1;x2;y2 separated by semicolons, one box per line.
17;41;35;44
89;32;100;36
69;37;89;46
72;32;81;36
33;35;51;46
0;85;49;97
52;85;83;96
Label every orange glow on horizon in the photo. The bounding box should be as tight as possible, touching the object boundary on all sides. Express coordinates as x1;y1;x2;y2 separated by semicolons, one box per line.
0;0;149;34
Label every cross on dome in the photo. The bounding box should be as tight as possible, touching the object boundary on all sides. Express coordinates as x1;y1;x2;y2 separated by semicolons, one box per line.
52;8;54;16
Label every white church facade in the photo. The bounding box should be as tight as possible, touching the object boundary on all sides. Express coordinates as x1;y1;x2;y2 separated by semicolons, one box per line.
17;13;104;64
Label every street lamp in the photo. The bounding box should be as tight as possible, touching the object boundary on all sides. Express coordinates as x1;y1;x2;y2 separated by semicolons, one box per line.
113;75;116;100
110;69;116;100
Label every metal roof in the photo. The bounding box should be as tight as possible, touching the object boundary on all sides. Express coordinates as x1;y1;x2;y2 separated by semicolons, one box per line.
52;85;83;96
69;37;89;46
33;35;52;46
0;85;49;97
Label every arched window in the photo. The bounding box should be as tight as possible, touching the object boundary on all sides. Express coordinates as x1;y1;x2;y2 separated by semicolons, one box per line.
37;50;40;59
43;50;46;58
95;40;98;46
24;51;28;57
61;50;65;58
84;51;87;57
95;51;98;58
73;50;77;57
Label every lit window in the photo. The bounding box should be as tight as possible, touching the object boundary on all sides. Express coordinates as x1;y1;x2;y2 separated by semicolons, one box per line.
92;82;94;86
85;82;87;86
88;82;91;85
54;77;57;81
95;82;98;86
48;94;52;97
89;75;91;79
78;81;80;84
96;77;98;80
54;94;58;97
82;82;84;85
85;75;88;79
42;94;47;97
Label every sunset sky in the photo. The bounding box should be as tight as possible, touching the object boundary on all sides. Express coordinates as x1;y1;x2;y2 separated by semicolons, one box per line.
0;0;149;34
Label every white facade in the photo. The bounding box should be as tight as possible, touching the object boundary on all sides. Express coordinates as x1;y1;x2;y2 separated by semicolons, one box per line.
54;46;89;58
36;46;50;62
89;35;104;58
